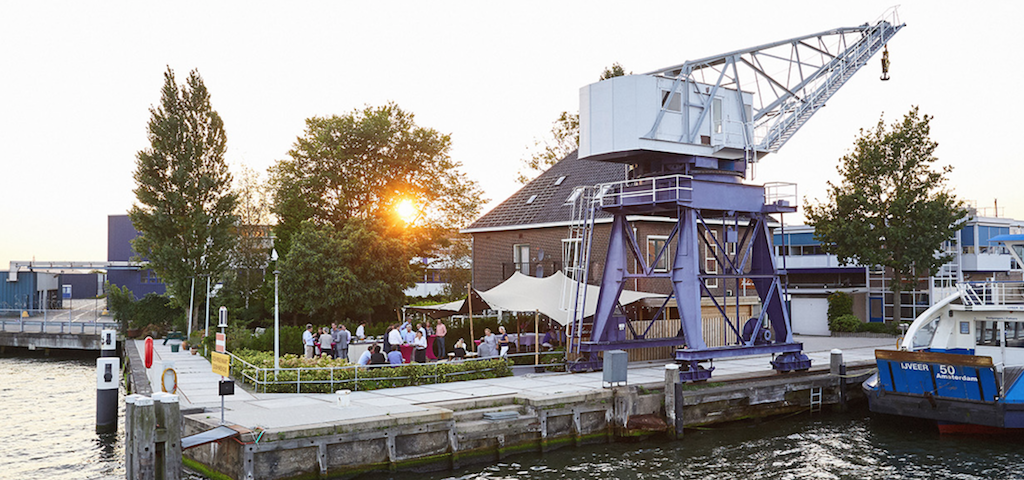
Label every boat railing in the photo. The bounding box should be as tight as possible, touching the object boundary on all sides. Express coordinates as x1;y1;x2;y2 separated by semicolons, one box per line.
959;281;1024;307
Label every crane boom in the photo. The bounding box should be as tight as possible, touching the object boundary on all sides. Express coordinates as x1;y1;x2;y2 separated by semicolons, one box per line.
645;9;904;156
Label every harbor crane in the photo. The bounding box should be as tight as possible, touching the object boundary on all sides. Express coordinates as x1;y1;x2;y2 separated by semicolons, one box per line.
563;9;904;380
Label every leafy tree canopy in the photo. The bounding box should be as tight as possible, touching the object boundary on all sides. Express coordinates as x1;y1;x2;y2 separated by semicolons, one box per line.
129;67;237;325
271;103;485;257
269;104;485;321
805;106;966;322
278;220;415;321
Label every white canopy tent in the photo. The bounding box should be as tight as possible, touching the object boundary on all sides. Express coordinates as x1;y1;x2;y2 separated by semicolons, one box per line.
407;271;664;326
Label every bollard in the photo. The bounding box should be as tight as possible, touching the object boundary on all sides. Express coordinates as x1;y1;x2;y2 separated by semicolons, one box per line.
135;397;157;480
125;394;140;480
337;389;351;408
96;356;119;433
101;329;117;358
830;349;843;376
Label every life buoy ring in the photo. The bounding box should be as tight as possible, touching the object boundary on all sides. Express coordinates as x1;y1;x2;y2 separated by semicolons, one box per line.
161;368;178;394
144;337;154;369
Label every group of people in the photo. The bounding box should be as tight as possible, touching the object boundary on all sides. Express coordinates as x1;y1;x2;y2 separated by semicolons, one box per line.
301;321;368;361
302;318;566;365
382;319;450;362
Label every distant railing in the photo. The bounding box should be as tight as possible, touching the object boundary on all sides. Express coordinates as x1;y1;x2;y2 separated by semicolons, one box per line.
960;281;1024;307
0;312;119;334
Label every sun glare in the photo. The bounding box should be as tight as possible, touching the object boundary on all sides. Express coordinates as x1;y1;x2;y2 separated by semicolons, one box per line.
397;199;417;223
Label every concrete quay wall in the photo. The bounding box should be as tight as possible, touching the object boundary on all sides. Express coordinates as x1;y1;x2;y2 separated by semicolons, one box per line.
0;331;104;351
178;366;870;480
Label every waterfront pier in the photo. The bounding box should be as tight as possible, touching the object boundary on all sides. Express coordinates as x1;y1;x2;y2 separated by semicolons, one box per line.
125;335;891;479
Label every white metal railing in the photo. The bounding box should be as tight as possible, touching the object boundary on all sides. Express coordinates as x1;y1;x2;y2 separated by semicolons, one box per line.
0;312;118;334
226;350;552;394
598;174;693;208
764;182;797;208
960;281;1024;307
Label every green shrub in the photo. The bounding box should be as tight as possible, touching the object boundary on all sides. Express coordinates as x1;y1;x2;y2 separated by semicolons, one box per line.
827;292;854;321
230;349;513;393
856;321;899;335
829;314;861;333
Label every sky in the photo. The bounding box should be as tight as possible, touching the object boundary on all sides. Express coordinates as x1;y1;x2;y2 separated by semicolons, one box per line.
1;1;1021;267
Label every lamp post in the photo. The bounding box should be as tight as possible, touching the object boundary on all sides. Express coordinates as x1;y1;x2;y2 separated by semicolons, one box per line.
272;248;280;376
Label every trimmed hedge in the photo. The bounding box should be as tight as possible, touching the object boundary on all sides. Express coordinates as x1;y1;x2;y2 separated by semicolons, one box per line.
231;349;512;393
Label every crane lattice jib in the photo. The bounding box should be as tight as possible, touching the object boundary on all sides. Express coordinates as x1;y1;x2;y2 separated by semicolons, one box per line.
644;9;904;155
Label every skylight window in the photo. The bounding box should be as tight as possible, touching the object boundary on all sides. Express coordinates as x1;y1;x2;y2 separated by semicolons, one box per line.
565;187;583;205
554;175;567;186
526;195;538;204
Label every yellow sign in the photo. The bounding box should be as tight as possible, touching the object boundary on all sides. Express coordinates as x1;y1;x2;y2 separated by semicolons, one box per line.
211;351;231;377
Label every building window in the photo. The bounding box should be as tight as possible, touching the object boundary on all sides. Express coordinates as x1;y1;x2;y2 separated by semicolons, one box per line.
705;230;719;289
647;236;669;273
513;244;530;275
661;90;682;112
526;194;537;204
554;176;567;186
140;270;159;284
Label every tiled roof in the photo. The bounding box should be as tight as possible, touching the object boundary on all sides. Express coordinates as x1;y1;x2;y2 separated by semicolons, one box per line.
465;150;626;231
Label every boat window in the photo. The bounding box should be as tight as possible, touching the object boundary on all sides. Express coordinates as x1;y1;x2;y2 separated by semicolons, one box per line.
912;317;940;349
976;321;1000;346
1007;321;1024;347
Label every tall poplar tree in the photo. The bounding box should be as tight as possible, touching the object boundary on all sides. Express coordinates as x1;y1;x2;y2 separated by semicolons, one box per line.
130;67;238;332
805;107;966;323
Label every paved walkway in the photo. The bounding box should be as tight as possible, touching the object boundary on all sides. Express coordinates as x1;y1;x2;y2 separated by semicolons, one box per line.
140;335;891;433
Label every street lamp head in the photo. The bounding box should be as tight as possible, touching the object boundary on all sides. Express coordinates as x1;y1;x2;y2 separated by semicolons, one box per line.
271;248;278;262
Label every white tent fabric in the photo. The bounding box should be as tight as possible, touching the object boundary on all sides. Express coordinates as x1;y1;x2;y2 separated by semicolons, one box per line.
406;271;664;325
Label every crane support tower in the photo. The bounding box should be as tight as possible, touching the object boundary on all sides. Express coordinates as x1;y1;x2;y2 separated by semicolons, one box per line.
564;10;904;380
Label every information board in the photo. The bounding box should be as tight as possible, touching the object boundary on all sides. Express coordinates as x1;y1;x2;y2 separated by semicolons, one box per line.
211;351;231;377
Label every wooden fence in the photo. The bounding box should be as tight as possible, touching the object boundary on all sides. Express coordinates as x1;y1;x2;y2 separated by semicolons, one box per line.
625;316;750;362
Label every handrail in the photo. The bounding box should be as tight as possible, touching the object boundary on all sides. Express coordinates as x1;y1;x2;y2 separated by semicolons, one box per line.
225;350;558;394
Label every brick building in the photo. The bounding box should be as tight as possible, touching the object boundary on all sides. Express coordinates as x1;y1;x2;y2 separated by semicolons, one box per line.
463;151;766;301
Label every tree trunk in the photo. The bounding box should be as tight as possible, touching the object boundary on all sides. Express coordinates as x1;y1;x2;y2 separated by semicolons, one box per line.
891;271;903;324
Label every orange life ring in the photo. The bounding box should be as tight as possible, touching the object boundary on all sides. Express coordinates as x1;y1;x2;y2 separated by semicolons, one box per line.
144;336;154;368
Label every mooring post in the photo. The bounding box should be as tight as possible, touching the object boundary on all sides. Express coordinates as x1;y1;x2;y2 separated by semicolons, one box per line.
830;349;843;376
96;329;119;433
135;396;157;480
154;392;182;480
125;394;140;480
664;364;683;439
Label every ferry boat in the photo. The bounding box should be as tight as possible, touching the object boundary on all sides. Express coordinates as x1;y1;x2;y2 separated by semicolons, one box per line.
863;235;1024;434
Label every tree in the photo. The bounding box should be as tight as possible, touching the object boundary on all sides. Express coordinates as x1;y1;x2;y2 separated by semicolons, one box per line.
231;166;273;311
805;107;966;323
433;233;473;300
269;103;485;320
279;220;415;321
129;67;238;332
516;63;629;183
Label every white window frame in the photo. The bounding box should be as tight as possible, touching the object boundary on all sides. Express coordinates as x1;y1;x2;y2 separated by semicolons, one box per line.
647;235;670;273
513;244;530;275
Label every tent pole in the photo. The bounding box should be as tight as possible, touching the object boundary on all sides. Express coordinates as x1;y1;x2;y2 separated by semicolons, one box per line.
534;310;539;366
467;283;475;352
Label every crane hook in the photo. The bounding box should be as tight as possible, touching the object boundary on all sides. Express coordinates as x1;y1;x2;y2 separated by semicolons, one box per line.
880;45;891;81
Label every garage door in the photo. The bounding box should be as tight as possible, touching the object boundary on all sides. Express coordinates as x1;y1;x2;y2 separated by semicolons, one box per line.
790;297;830;336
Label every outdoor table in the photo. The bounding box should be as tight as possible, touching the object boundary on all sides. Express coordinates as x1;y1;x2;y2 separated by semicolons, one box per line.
426;335;437;360
400;344;413;363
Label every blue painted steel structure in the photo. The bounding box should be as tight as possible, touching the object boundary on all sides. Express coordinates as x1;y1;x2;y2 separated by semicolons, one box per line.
570;12;904;379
